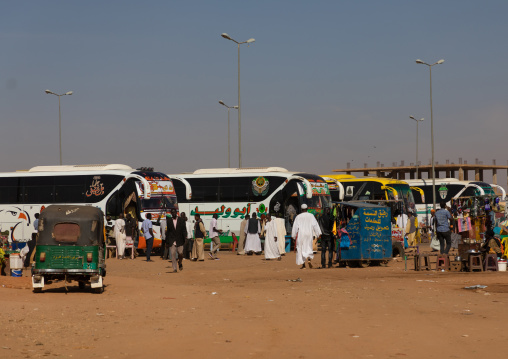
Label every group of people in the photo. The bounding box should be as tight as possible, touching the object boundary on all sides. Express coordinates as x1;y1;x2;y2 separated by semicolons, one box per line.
237;212;286;260
236;204;333;269
107;204;337;271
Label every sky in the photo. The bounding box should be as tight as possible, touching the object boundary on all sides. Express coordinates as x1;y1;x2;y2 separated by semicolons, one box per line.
1;1;507;186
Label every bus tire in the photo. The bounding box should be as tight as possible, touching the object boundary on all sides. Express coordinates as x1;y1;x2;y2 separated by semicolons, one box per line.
392;241;405;258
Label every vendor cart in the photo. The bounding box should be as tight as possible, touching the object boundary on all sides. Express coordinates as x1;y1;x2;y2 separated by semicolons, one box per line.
336;202;392;268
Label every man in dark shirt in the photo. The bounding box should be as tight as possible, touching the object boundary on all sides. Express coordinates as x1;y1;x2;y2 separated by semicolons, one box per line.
166;208;187;272
319;208;334;268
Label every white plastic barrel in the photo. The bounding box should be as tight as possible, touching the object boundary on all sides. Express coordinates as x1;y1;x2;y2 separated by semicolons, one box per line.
9;253;23;269
498;259;507;272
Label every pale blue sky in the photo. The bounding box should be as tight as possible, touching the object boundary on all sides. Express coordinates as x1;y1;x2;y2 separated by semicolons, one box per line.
1;1;507;185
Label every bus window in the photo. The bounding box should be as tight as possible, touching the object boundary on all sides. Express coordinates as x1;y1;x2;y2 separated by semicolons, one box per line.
106;191;121;217
219;177;252;202
0;177;22;204
186;178;220;203
22;177;54;204
55;176;86;203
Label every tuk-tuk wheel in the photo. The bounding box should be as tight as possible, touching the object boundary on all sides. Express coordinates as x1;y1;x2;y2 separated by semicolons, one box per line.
33;288;42;293
92;287;104;294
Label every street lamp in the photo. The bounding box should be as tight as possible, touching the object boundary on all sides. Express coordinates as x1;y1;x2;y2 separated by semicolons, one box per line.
218;100;238;168
45;89;73;165
409;115;424;178
221;33;255;168
415;58;444;210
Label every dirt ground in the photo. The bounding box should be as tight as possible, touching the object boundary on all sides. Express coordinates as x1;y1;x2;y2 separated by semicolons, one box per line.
2;247;508;359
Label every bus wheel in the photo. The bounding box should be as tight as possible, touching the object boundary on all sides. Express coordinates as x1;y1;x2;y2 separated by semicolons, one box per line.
78;281;86;290
392;242;405;258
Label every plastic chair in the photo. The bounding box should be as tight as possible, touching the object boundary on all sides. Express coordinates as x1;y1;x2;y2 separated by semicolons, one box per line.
469;254;483;272
484;253;498;271
436;255;450;271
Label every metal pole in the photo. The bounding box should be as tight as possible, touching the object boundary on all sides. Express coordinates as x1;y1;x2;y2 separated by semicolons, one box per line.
227;107;230;168
415;122;418;174
237;43;241;168
58;95;62;165
430;66;436;210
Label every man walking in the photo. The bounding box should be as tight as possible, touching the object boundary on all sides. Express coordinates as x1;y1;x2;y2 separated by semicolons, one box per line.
142;213;154;262
237;214;249;255
244;212;262;255
292;204;322;269
434;201;453;255
191;214;206;261
181;212;194;260
166;208;187;272
274;215;287;256
209;213;222;259
319;207;334;268
263;214;281;261
159;212;168;259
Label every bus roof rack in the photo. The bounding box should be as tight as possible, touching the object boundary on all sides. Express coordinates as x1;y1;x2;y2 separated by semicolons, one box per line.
28;164;134;172
193;167;289;175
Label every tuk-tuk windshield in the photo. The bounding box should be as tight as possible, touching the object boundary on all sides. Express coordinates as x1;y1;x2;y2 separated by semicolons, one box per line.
53;223;80;243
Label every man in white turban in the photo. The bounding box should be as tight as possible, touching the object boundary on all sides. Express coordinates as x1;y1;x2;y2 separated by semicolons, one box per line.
291;204;322;269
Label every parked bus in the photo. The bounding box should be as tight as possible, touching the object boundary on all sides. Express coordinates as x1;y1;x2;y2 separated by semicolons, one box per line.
405;178;502;225
321;174;416;214
0;164;179;250
168;167;332;245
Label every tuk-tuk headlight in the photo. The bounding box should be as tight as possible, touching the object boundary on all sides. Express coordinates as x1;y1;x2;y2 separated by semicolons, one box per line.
86;252;93;263
40;252;46;262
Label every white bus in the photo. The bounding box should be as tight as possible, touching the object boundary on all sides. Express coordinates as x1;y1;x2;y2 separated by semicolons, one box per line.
0;164;179;250
168;167;332;246
405;178;503;226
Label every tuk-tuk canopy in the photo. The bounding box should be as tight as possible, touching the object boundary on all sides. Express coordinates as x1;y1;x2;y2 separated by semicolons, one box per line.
37;205;105;246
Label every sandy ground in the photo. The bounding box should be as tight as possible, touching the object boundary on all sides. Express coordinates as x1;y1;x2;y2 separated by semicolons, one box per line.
2;248;508;359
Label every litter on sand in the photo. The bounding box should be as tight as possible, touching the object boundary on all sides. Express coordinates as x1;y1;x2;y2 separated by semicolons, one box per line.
287;278;303;282
463;285;487;290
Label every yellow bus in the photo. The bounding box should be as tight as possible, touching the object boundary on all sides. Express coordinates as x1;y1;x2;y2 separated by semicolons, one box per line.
321;174;416;215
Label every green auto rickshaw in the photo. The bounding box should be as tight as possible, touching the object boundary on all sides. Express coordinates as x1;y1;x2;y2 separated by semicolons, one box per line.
32;205;106;293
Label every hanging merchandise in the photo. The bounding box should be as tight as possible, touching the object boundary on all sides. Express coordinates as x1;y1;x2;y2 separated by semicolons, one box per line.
457;215;472;232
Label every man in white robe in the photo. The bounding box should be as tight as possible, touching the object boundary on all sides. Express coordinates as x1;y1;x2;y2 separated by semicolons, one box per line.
238;215;249;255
274;216;287;255
114;214;126;260
264;214;281;260
244;212;262;255
292;204;321;269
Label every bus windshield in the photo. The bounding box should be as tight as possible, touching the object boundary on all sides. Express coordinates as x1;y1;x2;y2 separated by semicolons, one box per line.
141;196;178;210
388;184;416;212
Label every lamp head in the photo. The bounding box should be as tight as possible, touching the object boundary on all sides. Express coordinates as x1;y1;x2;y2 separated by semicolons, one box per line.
218;100;226;106
233;106;239;109
246;38;255;43
45;89;53;94
409;115;416;120
221;33;232;41
65;91;73;95
437;59;445;64
415;59;424;64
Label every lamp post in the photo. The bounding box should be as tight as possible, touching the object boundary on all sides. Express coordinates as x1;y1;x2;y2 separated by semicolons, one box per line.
415;58;444;210
221;33;255;168
45;89;73;165
218;100;238;168
409;115;424;178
